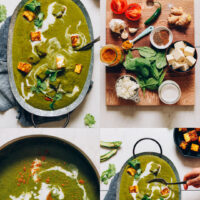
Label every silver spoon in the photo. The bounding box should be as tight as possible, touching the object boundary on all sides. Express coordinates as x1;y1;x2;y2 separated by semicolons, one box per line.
77;36;100;51
148;178;187;185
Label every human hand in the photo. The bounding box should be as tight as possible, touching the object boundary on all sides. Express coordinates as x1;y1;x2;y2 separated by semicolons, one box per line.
184;168;200;190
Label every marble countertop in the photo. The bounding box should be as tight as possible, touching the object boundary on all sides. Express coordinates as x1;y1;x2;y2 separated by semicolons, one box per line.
100;0;200;128
0;0;100;128
100;128;200;199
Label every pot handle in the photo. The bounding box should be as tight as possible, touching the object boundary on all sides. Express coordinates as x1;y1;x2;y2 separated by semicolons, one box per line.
31;113;70;128
133;138;163;157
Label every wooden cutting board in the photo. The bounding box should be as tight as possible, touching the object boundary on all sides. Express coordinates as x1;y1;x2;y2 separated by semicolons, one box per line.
106;0;195;106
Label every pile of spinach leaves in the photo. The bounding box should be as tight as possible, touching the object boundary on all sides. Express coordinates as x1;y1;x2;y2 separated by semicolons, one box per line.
123;47;166;94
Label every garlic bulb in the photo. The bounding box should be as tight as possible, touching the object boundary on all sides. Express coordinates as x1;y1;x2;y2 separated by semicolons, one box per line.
109;19;126;34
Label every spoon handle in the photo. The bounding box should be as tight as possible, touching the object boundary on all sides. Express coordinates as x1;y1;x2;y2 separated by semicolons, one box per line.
167;181;187;185
131;26;154;44
78;36;100;51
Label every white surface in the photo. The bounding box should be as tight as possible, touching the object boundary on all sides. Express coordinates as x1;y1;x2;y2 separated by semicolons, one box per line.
100;128;200;199
0;128;100;171
100;0;200;128
0;0;100;128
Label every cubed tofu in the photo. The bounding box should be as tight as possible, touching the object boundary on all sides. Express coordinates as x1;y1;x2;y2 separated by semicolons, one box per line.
71;35;81;48
174;41;186;52
179;141;188;150
23;11;36;22
173;49;185;62
169;48;175;55
184;46;195;57
17;62;32;74
129;185;139;193
184;130;198;143
31;31;41;42
198;136;200;144
180;63;189;71
166;54;175;65
56;56;65;69
186;56;196;67
195;128;200;132
191;144;199;152
74;64;82;74
161;187;170;196
127;168;136;176
172;61;185;70
179;128;188;132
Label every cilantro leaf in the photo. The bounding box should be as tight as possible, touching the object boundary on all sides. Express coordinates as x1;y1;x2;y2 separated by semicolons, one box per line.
25;0;41;13
100;164;116;185
84;114;96;128
128;160;140;170
34;12;44;28
49;93;63;110
142;195;151;200
45;69;62;82
0;4;7;23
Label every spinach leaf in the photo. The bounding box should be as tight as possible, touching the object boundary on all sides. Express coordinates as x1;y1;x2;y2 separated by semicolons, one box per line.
158;71;166;86
134;47;156;58
150;62;159;80
25;0;40;13
156;51;167;69
0;4;7;23
126;50;134;60
34;12;44;28
145;78;159;91
101;164;116;185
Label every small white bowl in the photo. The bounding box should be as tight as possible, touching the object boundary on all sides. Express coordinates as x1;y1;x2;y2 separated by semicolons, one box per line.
150;26;173;50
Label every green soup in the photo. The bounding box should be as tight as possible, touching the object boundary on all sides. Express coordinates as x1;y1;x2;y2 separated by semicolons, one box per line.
0;138;99;200
119;155;179;200
12;0;91;110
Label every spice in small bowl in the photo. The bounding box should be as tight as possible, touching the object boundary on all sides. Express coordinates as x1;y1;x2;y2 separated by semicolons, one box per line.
158;80;181;105
150;26;173;49
115;75;140;103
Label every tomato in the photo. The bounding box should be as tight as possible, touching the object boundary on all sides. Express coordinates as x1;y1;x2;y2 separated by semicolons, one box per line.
125;3;141;21
111;0;128;14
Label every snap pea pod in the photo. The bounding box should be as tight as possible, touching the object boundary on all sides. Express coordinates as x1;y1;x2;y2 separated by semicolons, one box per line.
100;141;122;149
100;149;118;162
145;2;162;25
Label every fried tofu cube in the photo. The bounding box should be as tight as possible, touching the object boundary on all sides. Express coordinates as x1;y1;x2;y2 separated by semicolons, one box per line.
23;11;36;22
161;187;170;196
31;31;41;42
71;35;81;48
179;141;188;150
198;136;200;144
56;56;65;69
129;185;138;193
179;128;188;132
17;62;32;74
195;128;200;132
127;168;136;176
74;64;82;74
191;144;199;152
184;130;198;143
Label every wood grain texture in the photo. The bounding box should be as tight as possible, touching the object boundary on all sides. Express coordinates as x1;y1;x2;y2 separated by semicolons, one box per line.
106;0;195;106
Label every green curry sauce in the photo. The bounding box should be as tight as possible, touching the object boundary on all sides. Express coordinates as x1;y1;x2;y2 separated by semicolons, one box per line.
119;155;179;200
12;0;91;110
0;140;99;200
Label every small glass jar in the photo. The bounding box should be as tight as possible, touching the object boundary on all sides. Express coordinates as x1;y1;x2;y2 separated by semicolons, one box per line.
158;80;181;105
100;44;124;67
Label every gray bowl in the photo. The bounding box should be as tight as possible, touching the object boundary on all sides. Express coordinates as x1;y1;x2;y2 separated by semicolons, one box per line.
7;0;94;117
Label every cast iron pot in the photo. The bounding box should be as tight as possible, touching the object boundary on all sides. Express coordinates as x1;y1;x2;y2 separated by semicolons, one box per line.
7;0;94;121
116;138;181;200
0;134;100;197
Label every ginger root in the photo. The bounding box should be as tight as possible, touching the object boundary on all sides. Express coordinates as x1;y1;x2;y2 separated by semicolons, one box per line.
168;7;191;27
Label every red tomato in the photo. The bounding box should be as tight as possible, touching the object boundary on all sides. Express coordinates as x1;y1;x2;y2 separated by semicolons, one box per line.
125;3;141;21
111;0;128;14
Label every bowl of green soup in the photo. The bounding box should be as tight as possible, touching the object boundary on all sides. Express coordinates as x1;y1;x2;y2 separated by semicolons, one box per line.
0;135;99;199
7;0;94;117
117;138;181;200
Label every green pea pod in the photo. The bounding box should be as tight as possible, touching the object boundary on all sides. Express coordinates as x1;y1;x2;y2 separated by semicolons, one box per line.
145;2;161;26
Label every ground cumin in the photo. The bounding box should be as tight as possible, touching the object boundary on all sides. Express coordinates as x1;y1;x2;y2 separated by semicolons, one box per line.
153;30;169;46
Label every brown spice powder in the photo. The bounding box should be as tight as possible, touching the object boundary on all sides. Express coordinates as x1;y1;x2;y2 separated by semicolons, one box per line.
153;30;169;46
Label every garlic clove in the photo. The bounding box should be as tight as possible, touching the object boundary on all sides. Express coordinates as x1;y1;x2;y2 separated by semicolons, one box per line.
128;28;138;34
121;30;129;40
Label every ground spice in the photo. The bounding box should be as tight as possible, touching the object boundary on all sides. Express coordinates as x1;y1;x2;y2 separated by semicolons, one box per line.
122;40;133;50
101;48;117;63
153;30;169;46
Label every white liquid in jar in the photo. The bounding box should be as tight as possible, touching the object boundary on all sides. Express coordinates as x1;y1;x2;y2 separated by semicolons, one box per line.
160;84;180;104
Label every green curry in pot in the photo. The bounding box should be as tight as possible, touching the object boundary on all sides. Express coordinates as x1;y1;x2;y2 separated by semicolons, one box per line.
119;155;179;200
0;140;99;200
12;0;91;110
